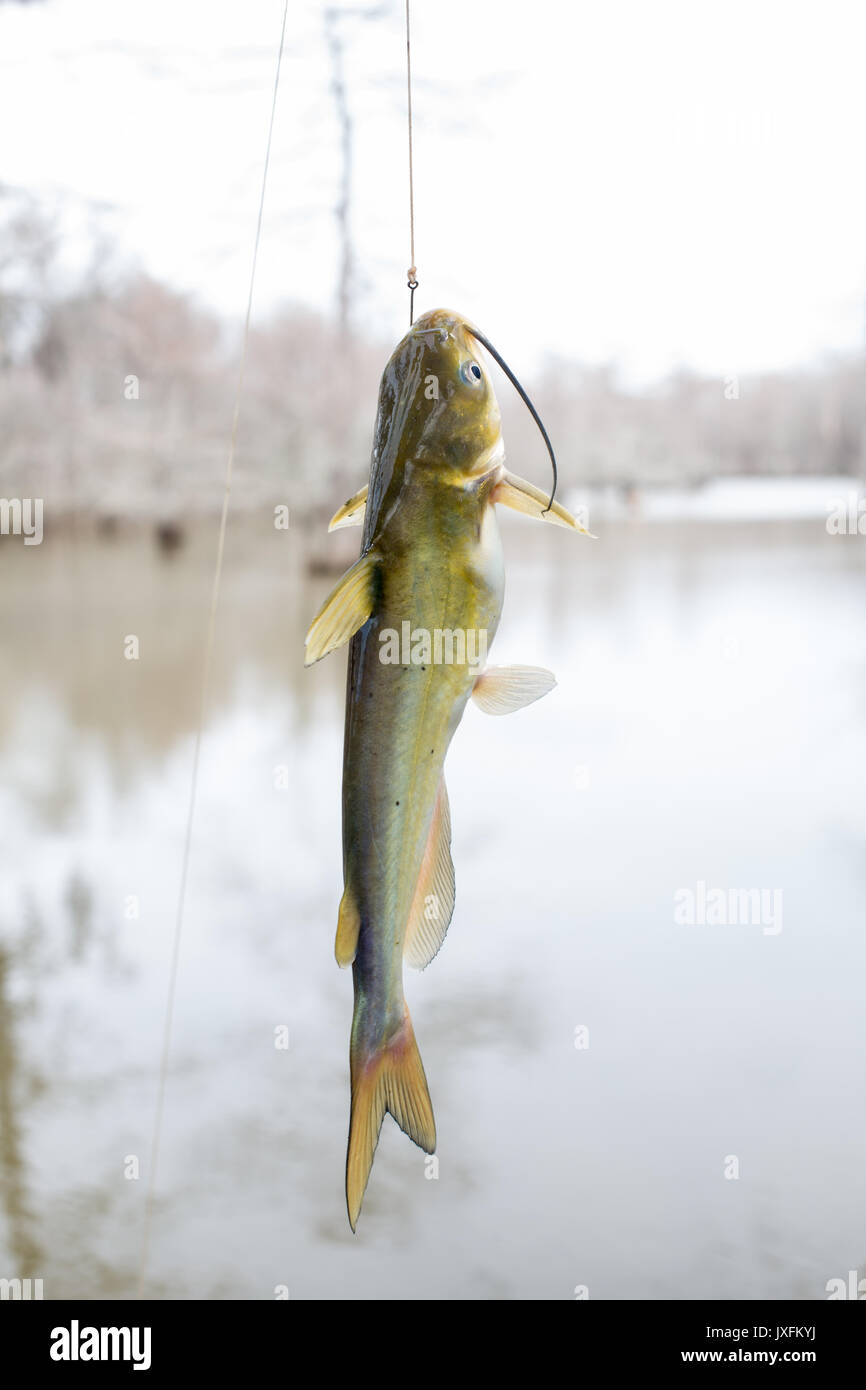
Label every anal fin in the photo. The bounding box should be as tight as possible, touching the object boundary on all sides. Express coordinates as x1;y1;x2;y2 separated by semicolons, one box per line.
404;778;456;970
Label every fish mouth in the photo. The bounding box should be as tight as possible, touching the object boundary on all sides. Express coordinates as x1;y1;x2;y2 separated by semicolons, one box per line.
404;309;559;511
466;436;506;480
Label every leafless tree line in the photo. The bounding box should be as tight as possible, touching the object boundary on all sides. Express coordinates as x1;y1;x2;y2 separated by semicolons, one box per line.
1;196;863;524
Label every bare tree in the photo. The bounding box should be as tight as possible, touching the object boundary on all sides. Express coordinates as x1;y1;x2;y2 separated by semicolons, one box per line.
322;4;390;339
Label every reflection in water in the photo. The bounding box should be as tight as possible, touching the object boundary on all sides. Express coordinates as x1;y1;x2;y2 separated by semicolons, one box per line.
0;947;40;1278
0;515;863;1299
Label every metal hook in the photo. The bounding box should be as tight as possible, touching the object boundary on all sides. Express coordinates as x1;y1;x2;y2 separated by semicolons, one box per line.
407;270;418;326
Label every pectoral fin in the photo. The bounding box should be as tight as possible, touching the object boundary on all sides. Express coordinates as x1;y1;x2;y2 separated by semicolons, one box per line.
493;470;594;534
304;549;379;665
471;664;557;715
328;485;368;532
404;778;455;970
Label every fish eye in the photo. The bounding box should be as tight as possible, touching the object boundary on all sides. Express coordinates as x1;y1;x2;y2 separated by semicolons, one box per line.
460;360;483;385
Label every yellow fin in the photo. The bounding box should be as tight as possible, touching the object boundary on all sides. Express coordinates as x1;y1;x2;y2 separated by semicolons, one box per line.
493;470;594;534
304;549;379;666
346;1008;435;1231
471;664;556;715
335;886;361;967
328;484;368;532
404;778;455;970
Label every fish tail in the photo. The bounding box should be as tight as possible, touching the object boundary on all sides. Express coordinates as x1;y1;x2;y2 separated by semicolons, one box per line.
346;1003;436;1231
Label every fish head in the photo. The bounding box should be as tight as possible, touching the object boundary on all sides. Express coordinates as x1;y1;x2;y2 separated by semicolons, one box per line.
376;308;504;486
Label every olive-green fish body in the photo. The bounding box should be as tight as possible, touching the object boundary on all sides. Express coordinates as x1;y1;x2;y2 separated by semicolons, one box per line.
305;308;590;1228
344;465;504;1041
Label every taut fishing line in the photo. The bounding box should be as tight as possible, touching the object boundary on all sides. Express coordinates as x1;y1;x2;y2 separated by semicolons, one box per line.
402;5;557;511
136;0;289;1297
405;0;418;323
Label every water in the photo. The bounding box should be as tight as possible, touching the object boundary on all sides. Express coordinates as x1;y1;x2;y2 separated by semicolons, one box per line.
0;513;864;1300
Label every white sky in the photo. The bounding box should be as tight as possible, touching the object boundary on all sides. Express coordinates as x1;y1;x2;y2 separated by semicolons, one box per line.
1;0;865;382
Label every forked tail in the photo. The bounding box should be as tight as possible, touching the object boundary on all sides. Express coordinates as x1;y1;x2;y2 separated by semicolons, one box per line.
346;1004;436;1231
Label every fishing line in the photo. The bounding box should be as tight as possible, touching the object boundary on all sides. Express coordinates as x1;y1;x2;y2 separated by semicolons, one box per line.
402;10;555;510
405;0;418;323
136;0;289;1298
467;326;559;513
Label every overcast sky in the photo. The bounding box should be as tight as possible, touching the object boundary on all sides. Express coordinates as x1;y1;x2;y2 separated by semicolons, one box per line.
1;0;865;382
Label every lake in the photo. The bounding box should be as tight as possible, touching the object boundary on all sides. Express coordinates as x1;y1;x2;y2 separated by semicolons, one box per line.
0;510;863;1299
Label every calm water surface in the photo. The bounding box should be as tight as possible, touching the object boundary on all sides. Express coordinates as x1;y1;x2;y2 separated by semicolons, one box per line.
0;514;863;1299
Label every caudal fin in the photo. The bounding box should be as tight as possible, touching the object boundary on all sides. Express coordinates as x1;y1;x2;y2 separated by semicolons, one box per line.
346;1006;436;1231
